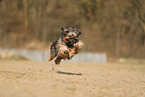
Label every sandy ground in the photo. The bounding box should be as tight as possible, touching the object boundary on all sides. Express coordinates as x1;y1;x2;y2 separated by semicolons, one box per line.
0;60;145;97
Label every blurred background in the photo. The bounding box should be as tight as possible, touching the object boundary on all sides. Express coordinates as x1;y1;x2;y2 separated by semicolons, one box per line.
0;0;145;61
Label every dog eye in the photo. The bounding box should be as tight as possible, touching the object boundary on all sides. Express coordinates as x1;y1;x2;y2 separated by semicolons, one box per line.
65;31;69;33
66;39;69;41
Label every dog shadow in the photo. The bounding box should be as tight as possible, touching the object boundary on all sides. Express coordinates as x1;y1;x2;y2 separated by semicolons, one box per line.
56;71;82;76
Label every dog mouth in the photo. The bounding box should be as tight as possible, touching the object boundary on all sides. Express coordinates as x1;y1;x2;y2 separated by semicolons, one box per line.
65;37;78;45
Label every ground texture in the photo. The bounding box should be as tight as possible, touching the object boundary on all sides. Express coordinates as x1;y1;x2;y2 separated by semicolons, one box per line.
0;60;145;97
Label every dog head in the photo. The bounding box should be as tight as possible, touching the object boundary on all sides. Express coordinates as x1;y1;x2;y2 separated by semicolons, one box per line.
61;26;82;46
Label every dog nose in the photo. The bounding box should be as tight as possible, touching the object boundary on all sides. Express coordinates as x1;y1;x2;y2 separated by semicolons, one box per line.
71;39;74;42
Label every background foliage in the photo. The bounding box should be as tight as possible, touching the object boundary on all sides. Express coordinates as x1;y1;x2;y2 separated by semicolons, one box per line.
0;0;145;58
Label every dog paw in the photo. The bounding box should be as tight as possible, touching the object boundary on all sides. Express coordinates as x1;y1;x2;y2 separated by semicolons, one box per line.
73;43;79;48
55;57;61;64
74;40;84;49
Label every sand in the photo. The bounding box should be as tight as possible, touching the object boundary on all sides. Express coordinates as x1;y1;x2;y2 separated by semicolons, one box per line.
0;60;145;97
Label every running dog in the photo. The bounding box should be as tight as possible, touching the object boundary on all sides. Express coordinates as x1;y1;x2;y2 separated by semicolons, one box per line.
48;26;83;64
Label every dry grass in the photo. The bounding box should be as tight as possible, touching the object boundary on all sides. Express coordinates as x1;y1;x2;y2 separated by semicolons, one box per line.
0;60;145;97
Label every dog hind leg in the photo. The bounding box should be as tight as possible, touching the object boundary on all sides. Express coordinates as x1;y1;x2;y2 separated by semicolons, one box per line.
54;56;62;64
48;44;57;61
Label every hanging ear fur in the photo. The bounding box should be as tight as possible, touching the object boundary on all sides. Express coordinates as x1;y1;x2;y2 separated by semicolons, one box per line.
61;27;69;32
61;27;69;36
61;27;64;31
78;32;82;35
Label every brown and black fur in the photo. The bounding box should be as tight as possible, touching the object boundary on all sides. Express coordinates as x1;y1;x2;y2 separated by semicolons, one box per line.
48;26;83;64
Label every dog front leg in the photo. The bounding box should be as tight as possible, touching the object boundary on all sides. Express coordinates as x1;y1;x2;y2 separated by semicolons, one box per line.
54;56;62;64
58;46;70;59
73;40;84;54
68;40;84;58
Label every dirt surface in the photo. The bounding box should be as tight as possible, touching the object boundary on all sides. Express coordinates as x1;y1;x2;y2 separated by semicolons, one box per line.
0;60;145;97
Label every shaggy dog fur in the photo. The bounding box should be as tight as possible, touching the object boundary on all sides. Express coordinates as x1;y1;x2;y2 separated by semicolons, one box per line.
48;26;83;64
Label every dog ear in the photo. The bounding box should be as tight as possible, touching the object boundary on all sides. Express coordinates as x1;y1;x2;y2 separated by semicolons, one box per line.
61;27;69;36
61;27;69;32
78;32;82;35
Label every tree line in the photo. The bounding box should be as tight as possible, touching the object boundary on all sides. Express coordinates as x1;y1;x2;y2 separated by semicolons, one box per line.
0;0;145;58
